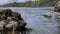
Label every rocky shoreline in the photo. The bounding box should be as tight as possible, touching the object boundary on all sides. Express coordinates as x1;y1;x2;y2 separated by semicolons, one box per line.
0;9;31;34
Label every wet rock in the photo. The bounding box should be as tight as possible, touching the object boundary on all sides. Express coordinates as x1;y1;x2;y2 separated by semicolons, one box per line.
0;9;27;34
41;12;52;18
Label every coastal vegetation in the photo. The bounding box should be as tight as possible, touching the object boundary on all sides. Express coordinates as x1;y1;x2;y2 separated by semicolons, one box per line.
0;0;59;7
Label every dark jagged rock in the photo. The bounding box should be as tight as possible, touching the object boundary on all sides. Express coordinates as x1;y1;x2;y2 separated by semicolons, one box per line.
0;9;27;34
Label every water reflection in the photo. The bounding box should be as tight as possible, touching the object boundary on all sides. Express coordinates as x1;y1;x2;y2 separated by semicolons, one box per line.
41;16;51;22
55;13;60;34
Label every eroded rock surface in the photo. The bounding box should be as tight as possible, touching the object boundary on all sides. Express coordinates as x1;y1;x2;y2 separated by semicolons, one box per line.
54;1;60;12
0;9;27;34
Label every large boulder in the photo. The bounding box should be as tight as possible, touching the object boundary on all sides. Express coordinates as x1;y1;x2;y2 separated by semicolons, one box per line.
54;1;60;12
0;9;27;34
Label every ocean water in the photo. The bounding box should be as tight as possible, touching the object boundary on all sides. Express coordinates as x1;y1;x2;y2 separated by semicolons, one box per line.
0;7;60;34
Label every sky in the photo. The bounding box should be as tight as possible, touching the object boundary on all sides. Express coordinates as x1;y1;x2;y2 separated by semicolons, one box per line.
0;0;37;5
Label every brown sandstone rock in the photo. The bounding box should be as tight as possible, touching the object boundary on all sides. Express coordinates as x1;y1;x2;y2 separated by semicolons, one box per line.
0;9;27;34
54;1;60;12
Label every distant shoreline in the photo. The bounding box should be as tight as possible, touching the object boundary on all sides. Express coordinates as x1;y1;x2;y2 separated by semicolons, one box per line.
0;6;54;8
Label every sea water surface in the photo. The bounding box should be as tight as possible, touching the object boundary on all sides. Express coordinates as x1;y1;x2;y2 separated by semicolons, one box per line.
0;7;60;34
